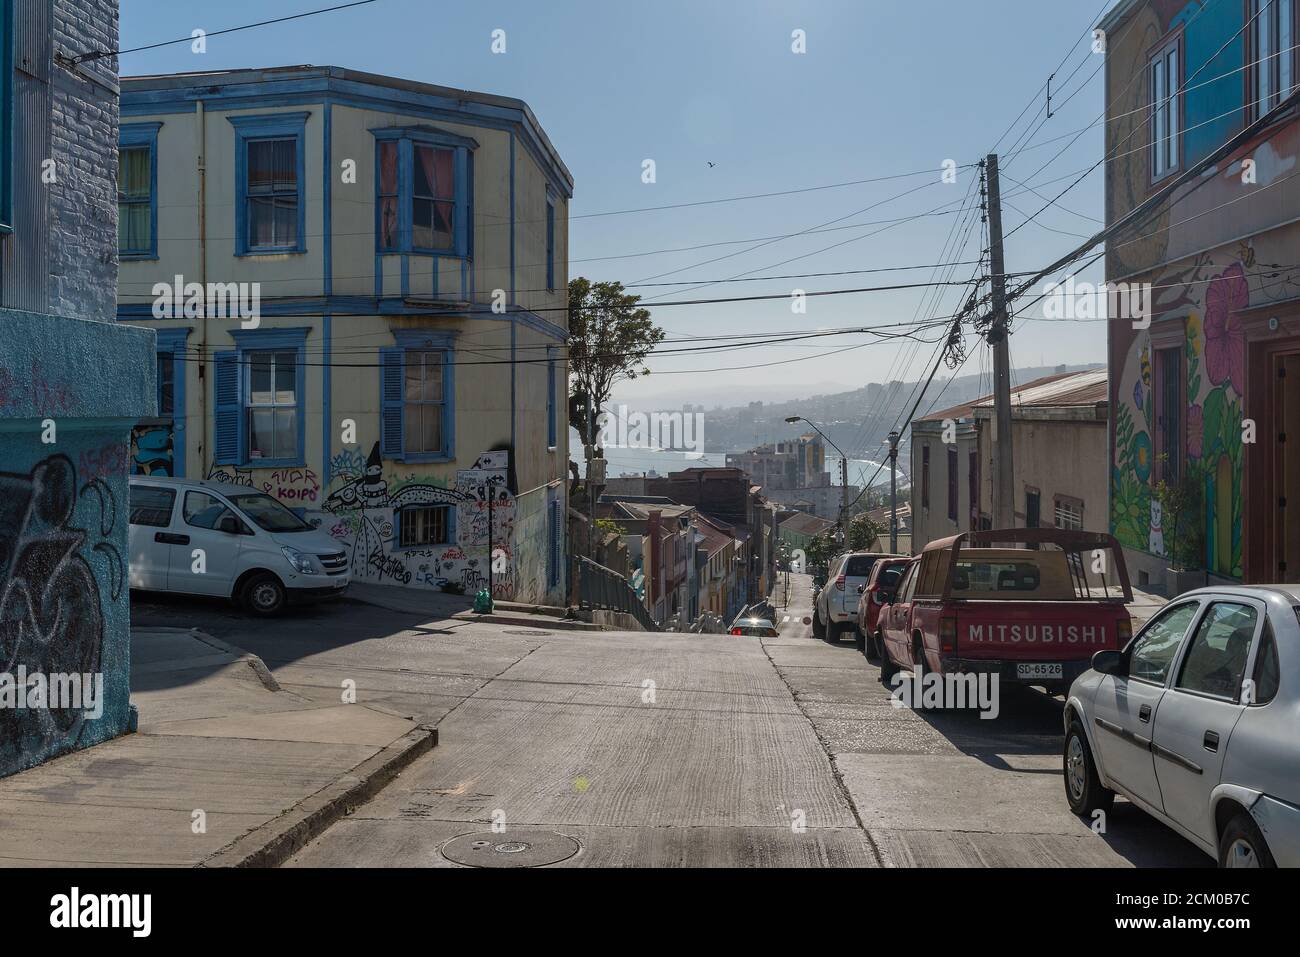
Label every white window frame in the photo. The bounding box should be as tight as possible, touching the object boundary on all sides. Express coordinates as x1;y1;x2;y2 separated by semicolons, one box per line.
1150;37;1181;181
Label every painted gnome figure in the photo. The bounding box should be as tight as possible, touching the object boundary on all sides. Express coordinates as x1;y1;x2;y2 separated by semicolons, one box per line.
359;444;388;507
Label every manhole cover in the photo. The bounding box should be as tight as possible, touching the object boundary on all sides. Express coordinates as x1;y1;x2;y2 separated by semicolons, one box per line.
441;829;580;868
505;629;553;636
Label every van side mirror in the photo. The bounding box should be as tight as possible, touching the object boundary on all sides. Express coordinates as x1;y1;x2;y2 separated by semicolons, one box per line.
856;584;865;594
218;515;242;535
1091;650;1125;676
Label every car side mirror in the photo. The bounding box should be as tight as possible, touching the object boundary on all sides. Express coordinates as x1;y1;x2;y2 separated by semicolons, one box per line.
218;515;242;535
856;584;865;594
1091;650;1125;676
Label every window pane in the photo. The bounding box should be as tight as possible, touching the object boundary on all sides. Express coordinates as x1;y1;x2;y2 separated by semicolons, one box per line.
118;147;150;201
248;409;274;458
274;408;296;459
379;141;398;194
380;196;398;250
413;198;433;248
184;491;235;530
248;139;296;194
120;202;151;253
1131;602;1199;683
249;353;273;403
274;351;296;402
403;403;422;453
433;200;454;248
1283;0;1294;96
422;352;443;400
1177;602;1257;698
129;486;176;527
157;352;174;415
423;404;442;453
404;354;424;401
273;196;298;246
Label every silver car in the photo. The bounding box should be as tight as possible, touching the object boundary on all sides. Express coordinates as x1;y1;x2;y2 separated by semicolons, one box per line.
1062;585;1300;867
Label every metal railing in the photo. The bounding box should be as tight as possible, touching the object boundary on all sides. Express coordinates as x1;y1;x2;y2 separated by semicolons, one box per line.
577;556;660;632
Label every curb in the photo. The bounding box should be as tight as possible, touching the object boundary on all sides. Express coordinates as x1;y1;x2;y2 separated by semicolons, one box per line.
188;628;282;692
199;723;438;868
452;612;604;632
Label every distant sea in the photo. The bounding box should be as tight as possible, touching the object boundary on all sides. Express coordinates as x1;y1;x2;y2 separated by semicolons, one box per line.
580;446;898;489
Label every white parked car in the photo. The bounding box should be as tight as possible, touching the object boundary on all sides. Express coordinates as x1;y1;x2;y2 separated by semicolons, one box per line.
1063;585;1300;867
813;551;891;643
128;476;350;616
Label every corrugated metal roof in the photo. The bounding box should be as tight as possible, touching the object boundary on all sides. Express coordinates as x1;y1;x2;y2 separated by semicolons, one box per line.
917;369;1107;423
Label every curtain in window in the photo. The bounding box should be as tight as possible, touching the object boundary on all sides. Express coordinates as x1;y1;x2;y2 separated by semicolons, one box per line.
379;141;399;250
118;147;151;251
413;145;454;249
247;139;298;248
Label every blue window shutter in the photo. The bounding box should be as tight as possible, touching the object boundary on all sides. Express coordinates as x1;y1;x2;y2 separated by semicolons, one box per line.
380;347;404;457
214;351;242;464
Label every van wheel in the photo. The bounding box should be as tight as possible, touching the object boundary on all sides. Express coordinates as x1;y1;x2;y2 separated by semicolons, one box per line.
854;626;866;653
1063;719;1114;817
241;573;287;617
1219;812;1276;868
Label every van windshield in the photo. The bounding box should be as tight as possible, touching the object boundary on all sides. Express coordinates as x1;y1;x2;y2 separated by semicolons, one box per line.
229;493;312;532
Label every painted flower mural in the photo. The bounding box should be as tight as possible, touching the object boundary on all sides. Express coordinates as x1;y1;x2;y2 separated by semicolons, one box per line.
1203;263;1248;395
1187;404;1203;458
1131;431;1153;483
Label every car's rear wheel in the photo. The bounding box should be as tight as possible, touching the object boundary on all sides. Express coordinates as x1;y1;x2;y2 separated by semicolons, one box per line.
826;621;842;643
1219;812;1276;868
1063;719;1114;817
868;629;884;661
879;638;899;683
241;572;287;617
854;625;866;653
811;611;825;639
912;636;928;679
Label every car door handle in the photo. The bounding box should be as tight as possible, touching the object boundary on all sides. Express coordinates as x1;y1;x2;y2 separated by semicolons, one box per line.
155;532;190;545
1203;730;1220;752
1138;704;1152;723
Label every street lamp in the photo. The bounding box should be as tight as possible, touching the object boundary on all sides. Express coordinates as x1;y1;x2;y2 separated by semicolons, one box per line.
785;415;850;537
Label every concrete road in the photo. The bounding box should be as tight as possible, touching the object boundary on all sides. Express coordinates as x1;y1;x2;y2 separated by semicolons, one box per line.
131;582;1207;867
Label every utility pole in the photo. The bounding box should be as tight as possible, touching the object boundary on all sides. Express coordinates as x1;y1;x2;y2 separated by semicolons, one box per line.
887;430;900;552
985;154;1015;531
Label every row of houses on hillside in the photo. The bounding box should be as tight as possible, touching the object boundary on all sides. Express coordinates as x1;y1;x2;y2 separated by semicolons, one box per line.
589;467;778;627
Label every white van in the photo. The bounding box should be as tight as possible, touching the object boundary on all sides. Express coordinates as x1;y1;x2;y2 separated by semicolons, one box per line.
128;476;350;616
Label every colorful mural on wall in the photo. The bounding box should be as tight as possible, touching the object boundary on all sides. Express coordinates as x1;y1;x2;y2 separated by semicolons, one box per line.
309;443;518;598
1111;254;1249;579
130;421;173;476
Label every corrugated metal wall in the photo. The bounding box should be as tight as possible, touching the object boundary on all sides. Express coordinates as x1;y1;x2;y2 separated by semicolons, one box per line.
1;0;52;313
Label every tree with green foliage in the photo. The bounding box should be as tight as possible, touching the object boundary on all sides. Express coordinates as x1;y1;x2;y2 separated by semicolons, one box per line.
568;277;667;446
847;513;885;551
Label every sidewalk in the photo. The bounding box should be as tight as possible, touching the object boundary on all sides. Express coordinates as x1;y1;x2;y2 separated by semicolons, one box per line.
1125;584;1167;628
344;580;604;631
0;628;434;867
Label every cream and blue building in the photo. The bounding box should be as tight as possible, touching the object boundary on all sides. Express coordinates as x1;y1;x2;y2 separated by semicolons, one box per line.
117;66;572;604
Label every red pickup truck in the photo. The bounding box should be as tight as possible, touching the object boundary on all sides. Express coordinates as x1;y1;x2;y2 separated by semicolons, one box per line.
877;529;1134;694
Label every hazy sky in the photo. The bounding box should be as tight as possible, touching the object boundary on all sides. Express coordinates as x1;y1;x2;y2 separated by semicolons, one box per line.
119;0;1116;408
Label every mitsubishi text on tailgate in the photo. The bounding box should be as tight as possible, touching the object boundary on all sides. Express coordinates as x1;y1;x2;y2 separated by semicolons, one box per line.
878;528;1134;694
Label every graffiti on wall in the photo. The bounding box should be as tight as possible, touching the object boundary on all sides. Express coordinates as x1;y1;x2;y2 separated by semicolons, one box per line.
206;465;254;487
130;422;173;476
314;442;517;598
1112;253;1248;578
262;467;320;503
0;454;121;770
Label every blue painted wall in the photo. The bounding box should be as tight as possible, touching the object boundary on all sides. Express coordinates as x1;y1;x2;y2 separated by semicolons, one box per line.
0;308;155;776
1180;0;1245;165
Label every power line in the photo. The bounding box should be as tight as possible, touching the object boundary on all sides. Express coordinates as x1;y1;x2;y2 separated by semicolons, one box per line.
77;0;380;63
